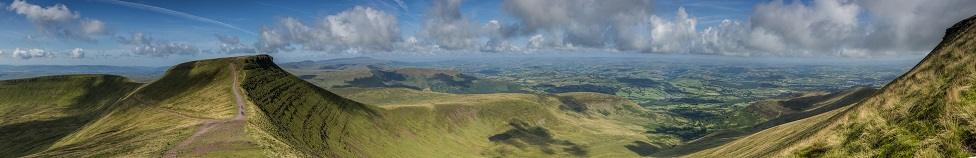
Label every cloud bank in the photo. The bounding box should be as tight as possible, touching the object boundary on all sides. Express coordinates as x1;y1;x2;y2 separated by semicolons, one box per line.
6;0;974;58
257;6;401;53
10;48;53;59
117;32;200;57
6;0;109;42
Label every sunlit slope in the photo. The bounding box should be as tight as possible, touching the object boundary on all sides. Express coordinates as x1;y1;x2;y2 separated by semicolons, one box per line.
29;57;253;157
690;15;976;157
6;54;677;157
242;55;675;157
0;75;140;157
652;87;875;157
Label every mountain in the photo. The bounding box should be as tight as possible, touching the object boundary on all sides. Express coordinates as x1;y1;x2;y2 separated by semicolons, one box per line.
282;58;523;94
2;55;676;157
0;65;164;82
0;75;141;157
688;15;976;157
650;87;876;157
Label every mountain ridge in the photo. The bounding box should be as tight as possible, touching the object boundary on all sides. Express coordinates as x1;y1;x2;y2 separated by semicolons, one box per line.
689;14;976;157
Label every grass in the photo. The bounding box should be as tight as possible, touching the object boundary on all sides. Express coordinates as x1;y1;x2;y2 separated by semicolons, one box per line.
237;55;681;157
688;15;976;157
0;75;141;157
27;57;258;157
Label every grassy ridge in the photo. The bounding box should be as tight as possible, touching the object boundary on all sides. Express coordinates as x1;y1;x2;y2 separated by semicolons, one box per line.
2;55;681;157
651;87;875;157
28;57;251;157
240;55;671;157
690;15;976;157
0;75;141;157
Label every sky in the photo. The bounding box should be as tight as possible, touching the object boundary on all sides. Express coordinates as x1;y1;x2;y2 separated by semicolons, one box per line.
0;0;973;66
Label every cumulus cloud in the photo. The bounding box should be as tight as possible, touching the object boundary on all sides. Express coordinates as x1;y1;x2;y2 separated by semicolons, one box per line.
503;0;653;49
641;7;699;53
420;0;480;50
11;48;53;59
856;0;976;54
117;32;199;57
616;0;976;57
80;19;106;35
480;20;523;52
215;34;257;54
746;0;861;54
6;0;109;41
257;6;400;53
69;48;84;58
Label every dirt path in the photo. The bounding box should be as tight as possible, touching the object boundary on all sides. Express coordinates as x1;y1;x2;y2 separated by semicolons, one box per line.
164;64;247;158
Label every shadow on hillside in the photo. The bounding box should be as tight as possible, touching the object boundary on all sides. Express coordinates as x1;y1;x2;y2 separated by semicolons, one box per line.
488;120;588;156
625;141;662;156
0;115;92;157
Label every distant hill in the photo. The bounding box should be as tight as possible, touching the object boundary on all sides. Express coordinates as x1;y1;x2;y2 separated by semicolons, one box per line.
280;56;397;70
0;65;164;82
689;15;976;157
282;57;523;94
2;55;682;157
649;87;875;157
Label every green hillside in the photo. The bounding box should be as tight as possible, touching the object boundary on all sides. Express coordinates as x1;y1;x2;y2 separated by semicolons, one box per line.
650;87;875;157
28;57;255;157
690;15;976;157
0;75;141;157
282;59;523;94
0;55;685;157
241;55;682;157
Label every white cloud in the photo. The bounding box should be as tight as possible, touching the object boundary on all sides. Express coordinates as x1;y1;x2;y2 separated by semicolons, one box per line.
80;19;106;35
258;6;400;53
420;0;480;50
117;32;199;57
11;48;53;59
642;7;698;53
623;0;976;57
527;34;545;49
856;0;976;53
749;0;860;52
6;0;109;41
69;48;84;58
503;0;653;48
215;34;256;54
7;0;77;23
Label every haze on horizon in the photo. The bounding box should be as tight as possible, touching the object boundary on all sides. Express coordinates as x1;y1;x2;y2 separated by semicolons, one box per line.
0;0;973;66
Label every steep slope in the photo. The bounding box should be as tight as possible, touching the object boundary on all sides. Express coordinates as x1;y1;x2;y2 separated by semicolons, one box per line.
242;56;670;157
651;87;875;157
690;15;976;157
4;54;674;157
28;57;256;157
0;75;141;157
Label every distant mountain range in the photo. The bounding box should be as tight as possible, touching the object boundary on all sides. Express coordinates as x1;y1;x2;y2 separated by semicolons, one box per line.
281;57;523;94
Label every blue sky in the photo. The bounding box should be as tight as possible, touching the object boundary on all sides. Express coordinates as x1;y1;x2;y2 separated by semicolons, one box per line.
0;0;972;66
